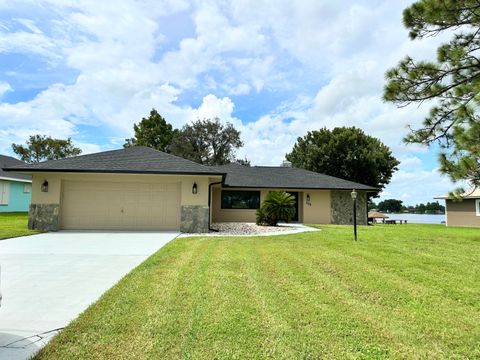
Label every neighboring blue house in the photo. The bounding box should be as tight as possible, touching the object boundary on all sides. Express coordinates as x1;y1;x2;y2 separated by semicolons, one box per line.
0;155;32;213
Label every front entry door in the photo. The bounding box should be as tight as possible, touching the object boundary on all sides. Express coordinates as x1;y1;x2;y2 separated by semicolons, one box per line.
288;192;299;222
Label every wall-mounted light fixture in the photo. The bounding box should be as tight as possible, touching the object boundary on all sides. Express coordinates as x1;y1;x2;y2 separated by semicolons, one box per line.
306;193;311;206
306;194;311;202
192;182;198;194
350;189;357;200
41;180;49;192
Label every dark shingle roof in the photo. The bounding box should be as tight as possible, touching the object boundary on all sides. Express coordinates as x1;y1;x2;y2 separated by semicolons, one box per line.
0;155;31;181
213;164;376;191
2;147;376;190
3;147;222;176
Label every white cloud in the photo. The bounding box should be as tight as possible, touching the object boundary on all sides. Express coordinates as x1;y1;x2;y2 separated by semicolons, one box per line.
0;30;59;60
193;94;235;122
379;168;454;205
75;141;104;155
0;81;12;98
156;1;274;92
0;0;457;202
228;83;251;96
399;156;423;169
0;17;62;61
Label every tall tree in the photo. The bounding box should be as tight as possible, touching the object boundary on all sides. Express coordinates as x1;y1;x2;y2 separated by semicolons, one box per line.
12;135;81;163
424;201;445;213
235;158;251;166
286;127;399;194
368;199;378;211
170;118;243;165
384;0;480;188
124;108;177;152
378;199;403;213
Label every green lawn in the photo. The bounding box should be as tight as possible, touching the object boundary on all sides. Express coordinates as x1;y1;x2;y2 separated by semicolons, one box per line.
0;212;39;240
35;225;479;359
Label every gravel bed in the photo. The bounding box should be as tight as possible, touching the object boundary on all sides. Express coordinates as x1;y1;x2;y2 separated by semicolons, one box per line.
208;222;292;235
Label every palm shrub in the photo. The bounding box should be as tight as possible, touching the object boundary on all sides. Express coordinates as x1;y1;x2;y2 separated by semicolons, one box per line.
256;207;274;226
256;191;296;226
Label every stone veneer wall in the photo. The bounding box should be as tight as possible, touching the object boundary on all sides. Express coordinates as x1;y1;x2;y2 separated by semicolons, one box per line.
181;205;209;233
331;191;367;225
29;204;60;231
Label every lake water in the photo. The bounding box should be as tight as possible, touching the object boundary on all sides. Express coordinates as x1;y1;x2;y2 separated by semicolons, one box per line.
384;213;445;224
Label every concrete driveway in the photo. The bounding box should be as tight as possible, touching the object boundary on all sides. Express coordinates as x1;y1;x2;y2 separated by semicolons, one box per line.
0;231;179;360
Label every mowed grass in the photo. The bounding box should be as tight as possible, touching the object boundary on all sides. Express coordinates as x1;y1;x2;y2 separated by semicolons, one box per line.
0;212;39;240
35;225;480;359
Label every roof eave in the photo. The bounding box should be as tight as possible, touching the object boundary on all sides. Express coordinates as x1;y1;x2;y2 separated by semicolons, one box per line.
435;196;480;200
0;176;32;183
222;184;377;191
3;168;225;177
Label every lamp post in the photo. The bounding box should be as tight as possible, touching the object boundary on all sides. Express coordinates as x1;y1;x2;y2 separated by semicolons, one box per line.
351;189;357;241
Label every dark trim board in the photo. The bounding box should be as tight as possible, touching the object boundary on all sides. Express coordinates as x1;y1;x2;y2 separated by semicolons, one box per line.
221;185;377;192
4;168;224;177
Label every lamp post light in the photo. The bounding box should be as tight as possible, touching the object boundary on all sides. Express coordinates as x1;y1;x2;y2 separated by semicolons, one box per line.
351;189;357;241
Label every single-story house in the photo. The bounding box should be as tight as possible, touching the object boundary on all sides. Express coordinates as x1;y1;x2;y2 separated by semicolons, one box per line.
3;146;375;232
0;155;32;212
435;189;480;227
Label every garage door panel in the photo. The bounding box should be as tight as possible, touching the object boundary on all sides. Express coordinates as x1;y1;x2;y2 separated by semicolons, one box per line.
61;180;181;230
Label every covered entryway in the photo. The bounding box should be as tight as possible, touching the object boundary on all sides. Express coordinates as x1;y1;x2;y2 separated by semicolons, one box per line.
60;180;181;230
287;191;300;222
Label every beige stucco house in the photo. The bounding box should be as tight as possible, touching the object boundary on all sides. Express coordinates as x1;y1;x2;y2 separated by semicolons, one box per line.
435;189;480;227
4;147;375;232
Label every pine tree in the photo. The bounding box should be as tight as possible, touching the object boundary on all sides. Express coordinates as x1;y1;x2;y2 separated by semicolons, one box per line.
124;109;177;152
384;0;480;187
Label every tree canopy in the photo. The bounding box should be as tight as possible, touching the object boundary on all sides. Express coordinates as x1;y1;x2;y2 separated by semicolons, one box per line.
235;158;251;166
124;110;246;166
170;118;244;165
377;199;404;213
12;135;81;163
124;108;177;152
384;0;480;188
411;201;445;214
286;127;399;195
371;199;445;214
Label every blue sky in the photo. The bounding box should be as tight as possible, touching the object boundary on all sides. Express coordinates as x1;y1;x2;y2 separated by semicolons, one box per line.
0;0;456;204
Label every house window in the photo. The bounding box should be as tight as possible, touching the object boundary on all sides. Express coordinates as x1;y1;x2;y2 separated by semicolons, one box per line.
221;190;260;209
23;183;31;193
476;199;480;217
0;181;9;205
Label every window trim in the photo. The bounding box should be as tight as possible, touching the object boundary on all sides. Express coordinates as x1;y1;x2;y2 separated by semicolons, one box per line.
221;190;261;210
476;199;480;217
0;181;9;206
23;183;31;193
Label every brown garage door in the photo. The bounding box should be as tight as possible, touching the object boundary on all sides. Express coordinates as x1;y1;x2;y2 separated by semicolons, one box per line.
60;180;181;230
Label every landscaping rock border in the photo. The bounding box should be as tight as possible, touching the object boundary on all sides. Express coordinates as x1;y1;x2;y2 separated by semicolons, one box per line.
178;222;319;237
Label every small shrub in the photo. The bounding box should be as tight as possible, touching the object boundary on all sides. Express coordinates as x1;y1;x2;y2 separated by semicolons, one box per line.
256;207;274;226
256;191;296;226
